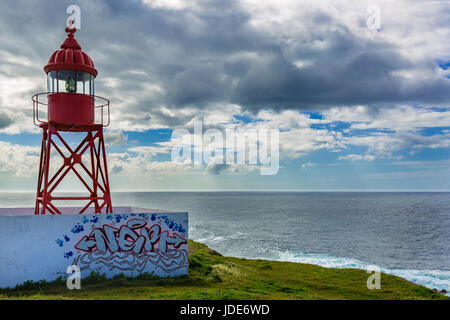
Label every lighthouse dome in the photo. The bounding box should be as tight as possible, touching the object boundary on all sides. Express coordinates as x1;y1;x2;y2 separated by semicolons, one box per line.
44;27;98;77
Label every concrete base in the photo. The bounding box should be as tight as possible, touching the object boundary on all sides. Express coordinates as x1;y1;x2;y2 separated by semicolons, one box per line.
0;207;188;288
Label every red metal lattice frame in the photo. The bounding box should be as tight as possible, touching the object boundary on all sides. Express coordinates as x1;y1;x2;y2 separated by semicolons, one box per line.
35;124;112;214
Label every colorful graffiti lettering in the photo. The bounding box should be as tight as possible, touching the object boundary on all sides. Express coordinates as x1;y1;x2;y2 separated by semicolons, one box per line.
55;213;188;275
74;218;187;254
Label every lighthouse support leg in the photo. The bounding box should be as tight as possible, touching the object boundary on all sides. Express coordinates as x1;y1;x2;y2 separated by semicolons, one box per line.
35;127;48;214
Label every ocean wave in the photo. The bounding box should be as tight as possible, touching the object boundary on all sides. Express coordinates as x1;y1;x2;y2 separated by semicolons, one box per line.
193;231;246;243
273;250;450;295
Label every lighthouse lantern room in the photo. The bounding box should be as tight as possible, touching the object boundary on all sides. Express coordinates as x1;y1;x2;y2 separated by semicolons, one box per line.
32;27;112;214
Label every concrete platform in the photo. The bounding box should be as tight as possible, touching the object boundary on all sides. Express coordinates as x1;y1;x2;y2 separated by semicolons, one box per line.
0;207;188;288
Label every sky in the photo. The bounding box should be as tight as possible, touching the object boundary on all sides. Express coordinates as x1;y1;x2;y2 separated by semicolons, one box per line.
0;0;450;191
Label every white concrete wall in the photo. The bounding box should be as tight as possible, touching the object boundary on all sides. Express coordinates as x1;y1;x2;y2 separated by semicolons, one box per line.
0;208;188;288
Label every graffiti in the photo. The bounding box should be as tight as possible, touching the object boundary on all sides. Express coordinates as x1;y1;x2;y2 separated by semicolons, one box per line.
68;216;188;274
71;223;84;233
73;248;189;274
74;218;187;254
55;234;71;247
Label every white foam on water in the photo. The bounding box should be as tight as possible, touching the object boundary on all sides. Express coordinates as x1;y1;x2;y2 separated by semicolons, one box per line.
194;232;246;244
272;250;450;295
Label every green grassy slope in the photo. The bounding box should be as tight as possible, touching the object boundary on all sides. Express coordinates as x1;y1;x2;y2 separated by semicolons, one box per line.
0;240;447;300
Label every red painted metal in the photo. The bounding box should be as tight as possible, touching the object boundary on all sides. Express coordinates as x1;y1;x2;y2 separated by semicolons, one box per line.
34;124;112;214
33;27;112;214
48;93;94;125
33;93;110;129
44;27;97;77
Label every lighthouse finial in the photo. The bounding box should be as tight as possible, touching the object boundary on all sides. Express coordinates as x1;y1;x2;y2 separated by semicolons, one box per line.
65;25;76;35
61;24;81;50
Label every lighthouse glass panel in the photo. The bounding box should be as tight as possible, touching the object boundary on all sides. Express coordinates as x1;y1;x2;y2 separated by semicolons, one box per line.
48;70;94;95
47;71;57;93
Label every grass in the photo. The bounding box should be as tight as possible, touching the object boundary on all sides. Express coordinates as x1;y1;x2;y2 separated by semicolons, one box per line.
0;240;447;300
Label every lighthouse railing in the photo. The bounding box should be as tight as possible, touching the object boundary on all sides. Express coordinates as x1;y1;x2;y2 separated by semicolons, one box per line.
32;93;110;127
94;95;110;127
32;92;48;126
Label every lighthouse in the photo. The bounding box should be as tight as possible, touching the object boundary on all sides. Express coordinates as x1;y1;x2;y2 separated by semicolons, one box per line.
0;23;189;288
32;27;112;214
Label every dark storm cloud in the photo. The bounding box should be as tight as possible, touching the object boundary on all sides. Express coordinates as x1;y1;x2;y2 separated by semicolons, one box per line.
0;111;14;129
231;42;417;110
110;164;124;174
205;162;229;175
167;64;233;107
1;0;450;129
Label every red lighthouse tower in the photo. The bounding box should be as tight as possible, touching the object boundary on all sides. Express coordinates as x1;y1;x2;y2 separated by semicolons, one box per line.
32;27;112;214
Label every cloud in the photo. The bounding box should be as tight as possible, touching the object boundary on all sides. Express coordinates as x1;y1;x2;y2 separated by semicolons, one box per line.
0;110;16;129
205;162;229;175
392;159;450;169
142;0;200;11
104;131;128;146
338;154;375;162
229;0;450;111
127;145;170;159
110;164;124;174
323;105;450;132
0;0;450;191
318;104;450;159
108;151;201;177
1;0;450;134
301;162;315;169
0;141;40;177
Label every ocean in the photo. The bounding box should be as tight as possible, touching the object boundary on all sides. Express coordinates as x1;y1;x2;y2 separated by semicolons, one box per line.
1;191;449;293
